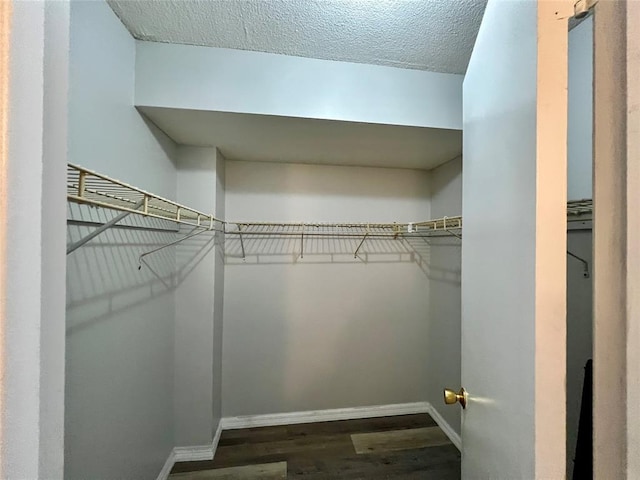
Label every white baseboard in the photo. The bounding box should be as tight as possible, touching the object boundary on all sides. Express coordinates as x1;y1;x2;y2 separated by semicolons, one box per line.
211;421;223;454
426;403;462;451
155;450;176;480
173;444;214;463
221;401;431;430
156;421;223;480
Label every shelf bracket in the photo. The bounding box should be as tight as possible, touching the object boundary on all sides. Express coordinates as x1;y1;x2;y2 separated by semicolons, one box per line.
138;226;208;270
300;224;305;259
237;224;246;261
443;216;462;240
567;250;590;278
354;225;370;258
67;198;145;255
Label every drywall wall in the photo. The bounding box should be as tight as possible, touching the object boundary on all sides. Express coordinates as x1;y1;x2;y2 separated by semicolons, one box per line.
213;151;226;428
222;161;432;416
66;2;177;479
426;157;462;436
69;7;175;194
40;2;70;475
568;16;593;201
174;146;221;446
3;1;68;477
566;229;593;476
565;17;593;478
5;6;45;477
134;42;463;130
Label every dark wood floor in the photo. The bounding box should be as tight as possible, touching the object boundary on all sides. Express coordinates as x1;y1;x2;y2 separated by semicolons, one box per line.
170;414;461;479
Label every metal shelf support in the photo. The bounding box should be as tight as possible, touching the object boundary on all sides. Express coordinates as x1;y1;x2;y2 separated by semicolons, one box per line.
67;199;144;255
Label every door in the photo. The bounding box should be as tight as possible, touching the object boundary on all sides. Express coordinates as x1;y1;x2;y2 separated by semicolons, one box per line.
592;1;640;477
461;0;571;477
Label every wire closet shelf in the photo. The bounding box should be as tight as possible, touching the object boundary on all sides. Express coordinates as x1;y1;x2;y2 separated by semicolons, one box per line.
567;199;593;220
66;164;593;257
227;217;463;238
66;163;464;239
67;163;221;229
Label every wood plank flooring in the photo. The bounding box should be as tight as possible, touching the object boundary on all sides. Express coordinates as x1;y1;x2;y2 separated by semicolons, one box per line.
170;414;461;479
170;461;287;480
350;426;452;454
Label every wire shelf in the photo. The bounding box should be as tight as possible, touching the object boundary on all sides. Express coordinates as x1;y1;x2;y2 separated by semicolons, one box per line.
229;216;462;237
67;163;592;262
567;199;593;220
67;163;220;228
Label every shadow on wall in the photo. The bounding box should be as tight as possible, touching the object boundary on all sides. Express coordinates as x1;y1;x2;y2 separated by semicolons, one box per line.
66;203;218;335
221;229;462;415
65;202;219;479
224;233;461;285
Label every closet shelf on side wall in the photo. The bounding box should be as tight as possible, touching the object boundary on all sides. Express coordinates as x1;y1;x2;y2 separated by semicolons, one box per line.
66;163;222;256
67;163;221;229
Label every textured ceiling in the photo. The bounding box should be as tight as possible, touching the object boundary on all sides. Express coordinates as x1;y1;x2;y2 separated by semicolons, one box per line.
140;107;462;170
109;0;487;74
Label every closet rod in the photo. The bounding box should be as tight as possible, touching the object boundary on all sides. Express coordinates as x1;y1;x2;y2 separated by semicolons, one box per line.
232;217;463;230
67;219;179;234
223;231;461;238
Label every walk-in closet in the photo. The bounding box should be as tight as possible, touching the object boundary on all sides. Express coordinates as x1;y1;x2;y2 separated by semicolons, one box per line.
62;1;592;478
10;0;636;479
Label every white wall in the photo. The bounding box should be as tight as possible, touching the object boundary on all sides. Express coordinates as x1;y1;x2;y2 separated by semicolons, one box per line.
135;42;463;130
66;2;178;478
568;16;593;201
566;15;593;477
426;157;462;436
174;147;222;446
3;1;68;477
213;151;226;427
222;161;432;416
566;229;592;476
69;7;176;195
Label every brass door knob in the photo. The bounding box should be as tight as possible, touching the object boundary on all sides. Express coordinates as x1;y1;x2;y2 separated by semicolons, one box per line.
444;388;467;409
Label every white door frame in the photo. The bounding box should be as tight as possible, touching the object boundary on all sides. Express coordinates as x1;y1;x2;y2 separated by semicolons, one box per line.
593;0;639;478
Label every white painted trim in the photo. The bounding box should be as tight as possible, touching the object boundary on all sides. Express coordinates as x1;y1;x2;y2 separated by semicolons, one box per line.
155;450;176;480
156;421;223;480
173;444;214;463
426;403;462;451
211;421;223;458
221;402;430;430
